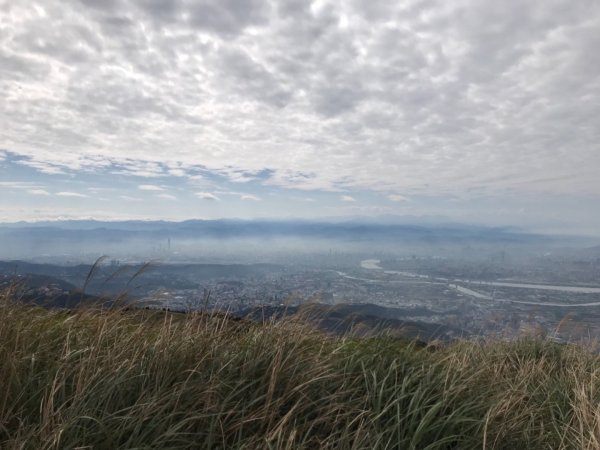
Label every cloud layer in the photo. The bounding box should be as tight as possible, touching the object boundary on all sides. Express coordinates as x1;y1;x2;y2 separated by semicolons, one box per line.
1;0;599;201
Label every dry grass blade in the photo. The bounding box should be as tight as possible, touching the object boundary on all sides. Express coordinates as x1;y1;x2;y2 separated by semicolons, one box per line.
81;255;108;297
2;286;600;449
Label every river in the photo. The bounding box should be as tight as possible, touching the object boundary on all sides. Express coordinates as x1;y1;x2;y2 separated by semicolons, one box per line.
357;259;600;307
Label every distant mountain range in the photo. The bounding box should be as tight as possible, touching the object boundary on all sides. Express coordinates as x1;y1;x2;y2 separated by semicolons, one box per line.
0;218;550;243
5;218;595;263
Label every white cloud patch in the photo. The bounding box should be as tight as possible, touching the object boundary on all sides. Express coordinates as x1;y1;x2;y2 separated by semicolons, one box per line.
88;187;117;193
138;184;164;191
0;181;43;190
167;168;186;177
27;189;50;195
56;191;89;198
387;194;410;202
341;195;356;202
240;194;261;201
195;192;220;201
214;190;262;201
157;193;177;200
18;160;66;175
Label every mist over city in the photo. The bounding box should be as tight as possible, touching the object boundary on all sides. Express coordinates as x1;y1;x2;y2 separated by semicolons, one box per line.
2;0;600;344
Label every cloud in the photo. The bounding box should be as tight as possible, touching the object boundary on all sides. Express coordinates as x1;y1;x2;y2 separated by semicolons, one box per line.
137;0;272;37
18;160;66;175
0;181;43;190
56;191;90;198
88;187;117;193
195;192;220;201
341;195;356;202
167;168;186;177
113;160;168;177
27;189;50;196
214;190;262;201
215;47;292;108
119;195;143;201
240;194;261;201
0;0;599;205
156;193;177;200
138;184;164;191
387;194;410;202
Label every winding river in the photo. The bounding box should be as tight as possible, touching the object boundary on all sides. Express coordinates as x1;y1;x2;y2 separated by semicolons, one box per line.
357;259;600;307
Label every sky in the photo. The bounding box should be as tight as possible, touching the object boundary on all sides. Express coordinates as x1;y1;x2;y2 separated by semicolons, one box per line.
0;0;599;234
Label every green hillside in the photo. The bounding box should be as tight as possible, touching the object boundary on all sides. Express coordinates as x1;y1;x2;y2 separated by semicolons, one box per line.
1;284;600;449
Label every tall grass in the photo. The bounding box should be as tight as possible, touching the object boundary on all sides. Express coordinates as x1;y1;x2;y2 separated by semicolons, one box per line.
2;285;600;449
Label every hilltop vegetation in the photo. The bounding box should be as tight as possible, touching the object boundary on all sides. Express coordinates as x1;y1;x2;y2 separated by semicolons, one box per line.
2;286;600;449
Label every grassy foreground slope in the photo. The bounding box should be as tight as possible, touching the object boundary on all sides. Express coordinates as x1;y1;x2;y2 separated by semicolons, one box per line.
2;287;600;449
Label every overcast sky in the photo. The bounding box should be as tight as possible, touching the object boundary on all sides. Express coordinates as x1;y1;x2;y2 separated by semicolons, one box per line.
1;0;599;233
